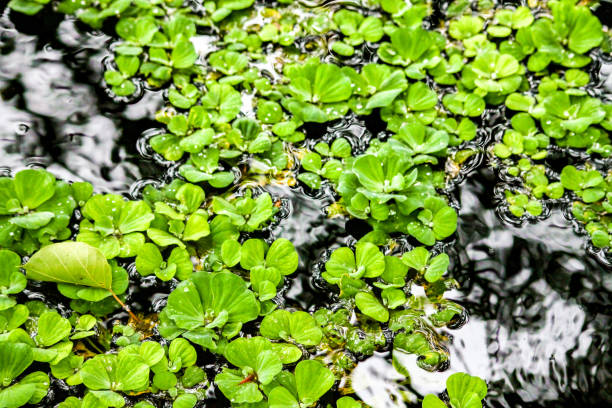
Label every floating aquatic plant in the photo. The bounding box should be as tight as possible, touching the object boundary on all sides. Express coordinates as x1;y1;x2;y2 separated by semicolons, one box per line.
4;0;611;407
0;169;79;255
159;271;260;350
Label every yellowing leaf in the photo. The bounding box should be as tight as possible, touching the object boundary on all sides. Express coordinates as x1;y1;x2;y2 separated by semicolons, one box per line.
24;242;112;291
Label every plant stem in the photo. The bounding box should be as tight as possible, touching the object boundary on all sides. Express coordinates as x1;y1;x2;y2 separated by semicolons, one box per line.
109;289;140;322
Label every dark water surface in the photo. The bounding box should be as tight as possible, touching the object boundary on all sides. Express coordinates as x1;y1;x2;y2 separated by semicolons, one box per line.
1;2;611;407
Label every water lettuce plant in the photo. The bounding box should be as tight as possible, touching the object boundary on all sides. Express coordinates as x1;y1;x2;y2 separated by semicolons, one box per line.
332;9;384;56
80;352;150;393
5;0;610;406
461;50;524;99
104;56;140;97
260;309;323;346
215;336;282;403
77;194;154;259
377;26;443;79
268;360;335;407
135;243;192;281
322;242;385;297
159;271;260;349
528;0;603;70
144;182;211;250
380;81;437;130
211;190;278;232
0;169;78;255
150;107;216;161
560;166;607;203
346;63;408;115
282;58;353;123
402;246;450;283
333;9;384;46
535;91;606;143
442;91;485;117
493;113;549;160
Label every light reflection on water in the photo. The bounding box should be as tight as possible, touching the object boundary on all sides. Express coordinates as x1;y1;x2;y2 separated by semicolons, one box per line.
0;14;160;192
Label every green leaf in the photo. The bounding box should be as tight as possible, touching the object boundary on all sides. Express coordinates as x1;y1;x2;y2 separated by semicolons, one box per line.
169;338;197;369
446;372;487;407
116;55;139;77
301;152;322;173
433;206;458;240
564;3;603;54
323;247;355;283
269;386;300;408
181;366;206;388
153;371;177;390
240;239;266;270
356;242;385;278
215;368;263;403
8;0;47;15
257;100;284;124
172;37;198;69
36;311;72;347
0;382;37;408
260;310;323;346
401;247;430;271
118;201;154;234
147;228;185;248
224;336;282;384
332;41;355;57
0;342;33;386
221;239;241;267
14;169;56;209
10;212;55;229
425;253;449;283
139;342;165;367
382;287;406;309
183;212;210;241
135;243;163;276
314;63;353;103
355;291;389;322
422;394;448;408
0;250;26;296
25;242;112;291
270;343;302;364
266;238;299;275
298;172;322;190
164;271;259;334
443;92;485;117
295;360;335;405
18;371;50;405
353;155;384;191
173;393;197;408
81;353;150;392
449;15;484;40
330;138;352;158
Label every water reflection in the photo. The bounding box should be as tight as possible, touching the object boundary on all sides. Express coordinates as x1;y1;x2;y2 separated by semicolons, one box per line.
451;171;610;407
0;14;161;193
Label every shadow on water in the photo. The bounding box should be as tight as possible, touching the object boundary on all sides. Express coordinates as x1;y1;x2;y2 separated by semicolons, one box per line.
0;1;611;407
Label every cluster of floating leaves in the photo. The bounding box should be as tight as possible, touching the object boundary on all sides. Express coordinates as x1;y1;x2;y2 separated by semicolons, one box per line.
0;0;610;407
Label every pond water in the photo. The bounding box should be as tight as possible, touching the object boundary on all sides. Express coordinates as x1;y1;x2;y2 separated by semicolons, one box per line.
0;1;611;407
